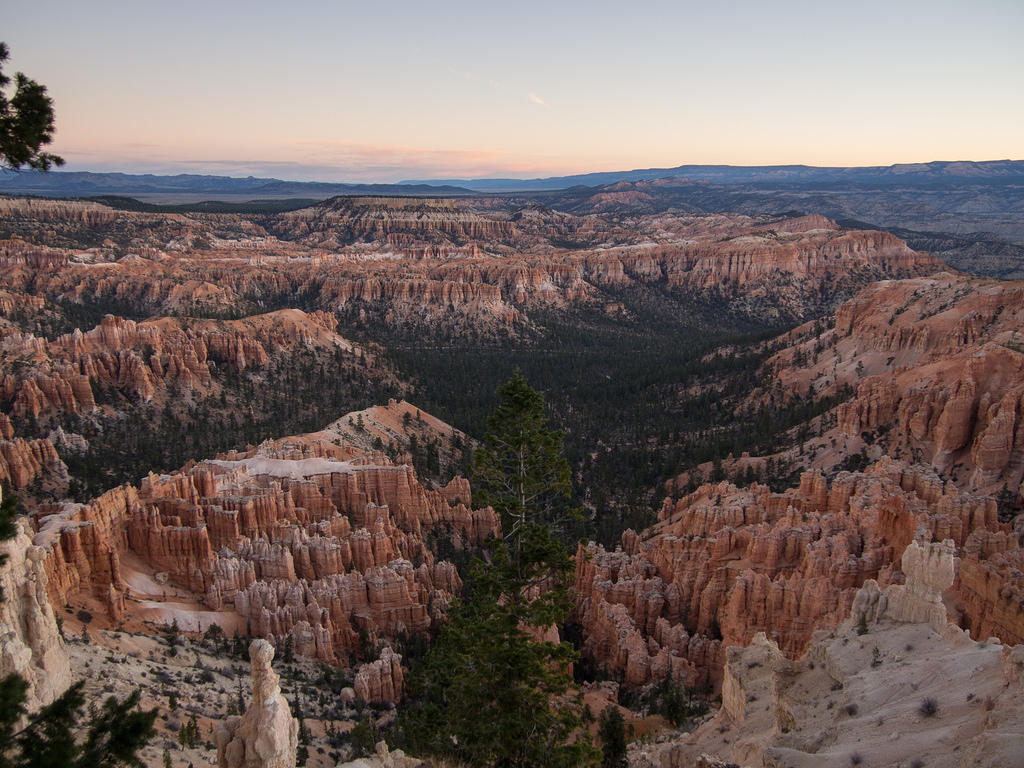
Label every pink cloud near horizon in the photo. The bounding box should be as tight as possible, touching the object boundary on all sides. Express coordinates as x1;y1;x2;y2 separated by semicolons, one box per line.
52;139;638;183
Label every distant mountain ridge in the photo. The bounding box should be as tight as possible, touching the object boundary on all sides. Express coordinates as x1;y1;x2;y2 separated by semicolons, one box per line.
402;159;1024;191
0;170;472;198
3;160;1021;200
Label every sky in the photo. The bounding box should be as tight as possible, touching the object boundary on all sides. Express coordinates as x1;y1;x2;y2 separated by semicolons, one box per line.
3;0;1023;182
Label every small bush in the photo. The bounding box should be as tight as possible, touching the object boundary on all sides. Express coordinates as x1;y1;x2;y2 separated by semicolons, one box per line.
845;703;859;717
918;697;938;717
850;753;863;766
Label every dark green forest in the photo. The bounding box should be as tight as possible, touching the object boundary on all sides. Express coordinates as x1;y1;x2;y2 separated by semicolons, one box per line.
4;272;846;547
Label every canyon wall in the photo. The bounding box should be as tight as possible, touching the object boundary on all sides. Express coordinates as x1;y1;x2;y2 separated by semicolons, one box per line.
0;199;940;334
760;273;1024;497
0;509;73;710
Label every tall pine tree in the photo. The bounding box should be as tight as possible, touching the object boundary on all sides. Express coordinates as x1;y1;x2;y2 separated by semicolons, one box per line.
399;372;598;767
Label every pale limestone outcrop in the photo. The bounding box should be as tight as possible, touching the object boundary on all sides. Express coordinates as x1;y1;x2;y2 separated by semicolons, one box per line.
336;740;421;768
651;545;1024;768
216;639;298;768
354;646;405;705
0;514;72;710
852;535;956;632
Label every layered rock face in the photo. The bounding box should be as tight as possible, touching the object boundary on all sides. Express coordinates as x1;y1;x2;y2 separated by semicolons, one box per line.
275;196;515;245
216;639;298;768
27;410;498;663
763;273;1024;496
574;459;1023;690
641;539;1024;768
0;198;939;335
0;308;352;420
0;512;73;711
0;436;66;492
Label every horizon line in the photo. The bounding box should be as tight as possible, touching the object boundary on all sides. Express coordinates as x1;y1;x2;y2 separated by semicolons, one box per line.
2;157;1022;187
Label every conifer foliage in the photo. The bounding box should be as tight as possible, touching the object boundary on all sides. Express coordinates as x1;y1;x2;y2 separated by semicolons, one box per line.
399;372;598;767
0;42;63;171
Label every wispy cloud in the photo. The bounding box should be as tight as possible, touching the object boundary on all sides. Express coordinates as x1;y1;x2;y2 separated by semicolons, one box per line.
528;92;546;106
448;66;505;91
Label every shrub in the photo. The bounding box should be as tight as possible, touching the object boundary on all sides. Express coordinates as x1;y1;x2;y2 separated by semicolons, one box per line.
918;697;938;717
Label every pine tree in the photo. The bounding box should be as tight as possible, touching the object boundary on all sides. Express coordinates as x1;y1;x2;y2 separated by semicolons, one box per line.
399;372;598;767
598;705;627;768
0;43;64;171
473;369;579;546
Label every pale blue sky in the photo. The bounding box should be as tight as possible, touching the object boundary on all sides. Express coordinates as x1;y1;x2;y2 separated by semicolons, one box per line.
4;0;1022;181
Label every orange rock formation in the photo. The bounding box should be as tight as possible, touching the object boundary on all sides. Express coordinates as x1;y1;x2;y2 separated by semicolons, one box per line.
26;414;498;665
573;458;1023;690
1;309;354;419
764;273;1024;496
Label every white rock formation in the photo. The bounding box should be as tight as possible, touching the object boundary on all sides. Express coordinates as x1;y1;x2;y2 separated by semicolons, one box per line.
216;639;299;768
851;533;957;632
336;740;421;768
0;515;72;710
638;538;1024;768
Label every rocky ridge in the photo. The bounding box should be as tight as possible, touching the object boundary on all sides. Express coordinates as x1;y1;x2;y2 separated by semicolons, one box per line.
1;309;355;420
0;305;395;501
759;272;1024;497
0;198;941;332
